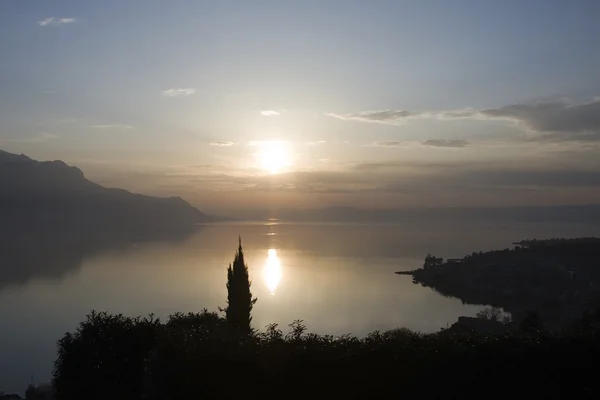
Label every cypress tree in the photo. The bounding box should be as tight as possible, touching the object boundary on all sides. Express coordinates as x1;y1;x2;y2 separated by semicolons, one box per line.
224;236;257;335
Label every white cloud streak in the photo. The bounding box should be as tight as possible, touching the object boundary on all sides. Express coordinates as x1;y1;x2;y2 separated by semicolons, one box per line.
372;141;405;147
210;141;235;146
326;110;415;125
38;17;75;27
90;124;134;130
261;110;280;116
421;139;469;148
162;88;196;97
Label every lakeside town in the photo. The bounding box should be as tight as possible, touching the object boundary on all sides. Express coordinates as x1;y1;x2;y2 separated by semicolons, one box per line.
407;237;600;331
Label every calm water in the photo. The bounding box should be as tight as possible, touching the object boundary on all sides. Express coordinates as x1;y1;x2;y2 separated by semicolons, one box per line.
1;221;599;394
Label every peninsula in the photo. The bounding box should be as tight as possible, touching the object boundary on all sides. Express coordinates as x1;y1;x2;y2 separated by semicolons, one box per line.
409;238;600;329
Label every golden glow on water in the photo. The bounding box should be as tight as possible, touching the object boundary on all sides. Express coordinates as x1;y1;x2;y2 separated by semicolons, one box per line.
263;248;282;295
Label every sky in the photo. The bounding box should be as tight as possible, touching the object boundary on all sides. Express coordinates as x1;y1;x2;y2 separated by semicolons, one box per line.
1;0;600;215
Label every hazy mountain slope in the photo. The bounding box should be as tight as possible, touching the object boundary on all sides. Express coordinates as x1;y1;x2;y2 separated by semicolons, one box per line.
0;149;209;229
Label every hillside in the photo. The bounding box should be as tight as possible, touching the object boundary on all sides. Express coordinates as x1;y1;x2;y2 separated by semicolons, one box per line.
411;238;600;330
0;149;210;230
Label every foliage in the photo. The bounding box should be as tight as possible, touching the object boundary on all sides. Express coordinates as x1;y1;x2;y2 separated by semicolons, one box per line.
476;306;511;323
476;307;502;321
520;310;544;333
423;253;443;269
52;310;161;400
53;310;600;399
222;237;257;335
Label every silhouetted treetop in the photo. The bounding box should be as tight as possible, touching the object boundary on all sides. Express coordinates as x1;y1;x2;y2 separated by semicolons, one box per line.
223;237;257;335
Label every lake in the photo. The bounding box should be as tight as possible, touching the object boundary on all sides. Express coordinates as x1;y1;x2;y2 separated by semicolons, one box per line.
1;220;599;394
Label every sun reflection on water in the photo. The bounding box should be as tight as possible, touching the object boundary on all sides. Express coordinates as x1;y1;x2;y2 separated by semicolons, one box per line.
263;249;282;295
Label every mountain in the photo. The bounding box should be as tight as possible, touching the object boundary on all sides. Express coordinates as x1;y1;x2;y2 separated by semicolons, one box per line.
0;149;210;231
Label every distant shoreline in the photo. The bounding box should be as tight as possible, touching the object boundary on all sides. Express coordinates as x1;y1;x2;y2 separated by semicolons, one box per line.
408;237;600;330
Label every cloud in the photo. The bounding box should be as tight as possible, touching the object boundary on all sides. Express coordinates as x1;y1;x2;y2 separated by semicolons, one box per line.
416;99;600;142
261;110;279;116
38;17;75;27
308;141;326;145
456;168;600;188
472;100;600;141
326;110;414;125
370;140;469;148
372;141;405;147
475;100;600;132
421;139;469;148
210;141;235;146
327;99;600;142
162;88;196;97
177;163;600;196
90;124;134;130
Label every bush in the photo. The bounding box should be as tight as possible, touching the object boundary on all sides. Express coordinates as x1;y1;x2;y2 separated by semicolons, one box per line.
53;311;600;399
53;311;161;400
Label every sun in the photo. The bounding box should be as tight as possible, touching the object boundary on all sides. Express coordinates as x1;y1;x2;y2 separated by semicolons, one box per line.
256;141;291;174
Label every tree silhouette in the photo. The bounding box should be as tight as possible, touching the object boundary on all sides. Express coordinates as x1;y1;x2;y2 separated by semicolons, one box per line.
52;311;161;400
520;310;544;333
476;307;504;322
223;237;257;335
423;253;443;269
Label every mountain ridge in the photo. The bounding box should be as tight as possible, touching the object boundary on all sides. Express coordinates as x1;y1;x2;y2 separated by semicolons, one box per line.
0;149;210;230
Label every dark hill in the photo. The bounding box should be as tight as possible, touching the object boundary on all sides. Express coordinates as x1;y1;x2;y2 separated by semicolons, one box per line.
411;237;600;330
0;149;209;231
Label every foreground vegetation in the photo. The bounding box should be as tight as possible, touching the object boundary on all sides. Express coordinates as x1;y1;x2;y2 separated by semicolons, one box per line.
53;310;600;399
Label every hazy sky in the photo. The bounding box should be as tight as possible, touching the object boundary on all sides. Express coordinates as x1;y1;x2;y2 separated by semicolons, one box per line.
1;0;600;214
